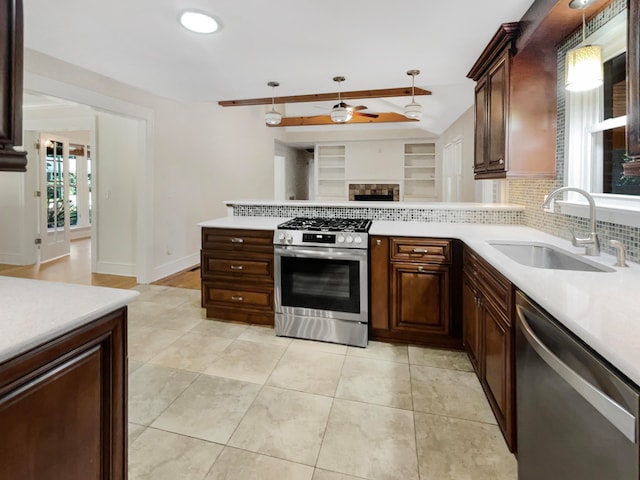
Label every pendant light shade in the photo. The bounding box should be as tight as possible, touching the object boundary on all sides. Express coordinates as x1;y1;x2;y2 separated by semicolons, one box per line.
265;81;282;126
565;45;603;91
565;0;603;92
404;70;422;119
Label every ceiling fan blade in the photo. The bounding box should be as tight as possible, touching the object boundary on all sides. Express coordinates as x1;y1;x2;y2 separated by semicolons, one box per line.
268;112;418;127
354;112;379;118
351;105;368;111
220;87;431;107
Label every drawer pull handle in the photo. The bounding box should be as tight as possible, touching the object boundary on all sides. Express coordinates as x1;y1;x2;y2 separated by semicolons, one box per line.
376;239;382;246
473;270;478;276
231;296;244;301
417;266;425;272
230;265;244;270
412;248;429;254
231;238;244;243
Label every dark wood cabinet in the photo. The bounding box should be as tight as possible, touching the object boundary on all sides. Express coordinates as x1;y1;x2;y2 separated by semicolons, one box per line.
201;227;274;325
462;247;515;452
0;308;128;479
369;236;461;349
0;0;27;172
628;0;640;159
468;23;518;179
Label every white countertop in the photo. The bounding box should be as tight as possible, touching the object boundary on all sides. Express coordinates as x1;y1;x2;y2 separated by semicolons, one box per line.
0;277;139;364
199;216;640;386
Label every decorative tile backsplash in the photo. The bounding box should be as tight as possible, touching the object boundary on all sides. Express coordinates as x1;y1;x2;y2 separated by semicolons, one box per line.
506;0;639;263
232;204;523;225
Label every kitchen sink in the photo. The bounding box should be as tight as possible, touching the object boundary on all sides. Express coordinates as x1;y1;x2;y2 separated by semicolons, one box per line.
488;241;615;272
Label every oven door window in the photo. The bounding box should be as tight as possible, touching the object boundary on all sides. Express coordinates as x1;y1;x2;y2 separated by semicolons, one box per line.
280;256;360;313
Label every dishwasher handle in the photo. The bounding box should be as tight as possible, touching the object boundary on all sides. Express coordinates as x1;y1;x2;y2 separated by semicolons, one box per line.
517;304;638;444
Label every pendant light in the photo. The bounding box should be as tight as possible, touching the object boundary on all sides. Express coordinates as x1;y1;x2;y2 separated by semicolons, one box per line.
565;0;603;92
265;81;282;126
330;76;352;123
404;70;422;119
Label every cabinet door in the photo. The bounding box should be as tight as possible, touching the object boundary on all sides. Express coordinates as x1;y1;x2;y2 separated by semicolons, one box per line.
390;263;450;335
487;52;508;172
628;0;640;158
370;236;390;331
474;78;488;173
482;298;511;436
0;0;27;171
462;274;482;372
0;309;127;480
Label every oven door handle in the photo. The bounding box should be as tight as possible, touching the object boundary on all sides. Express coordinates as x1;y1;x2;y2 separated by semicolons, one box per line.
275;246;366;261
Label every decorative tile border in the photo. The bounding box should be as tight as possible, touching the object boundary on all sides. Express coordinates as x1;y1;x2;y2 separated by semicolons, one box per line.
232;204;523;225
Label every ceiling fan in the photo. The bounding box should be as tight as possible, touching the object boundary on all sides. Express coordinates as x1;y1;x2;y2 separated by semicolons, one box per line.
327;76;378;123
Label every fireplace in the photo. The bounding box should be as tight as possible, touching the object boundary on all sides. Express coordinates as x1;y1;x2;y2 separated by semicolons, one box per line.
349;183;400;201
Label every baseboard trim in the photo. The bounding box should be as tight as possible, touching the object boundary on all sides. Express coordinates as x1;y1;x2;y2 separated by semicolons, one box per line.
148;253;200;284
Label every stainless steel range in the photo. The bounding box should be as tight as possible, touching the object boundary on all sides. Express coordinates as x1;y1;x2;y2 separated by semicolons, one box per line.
273;217;372;347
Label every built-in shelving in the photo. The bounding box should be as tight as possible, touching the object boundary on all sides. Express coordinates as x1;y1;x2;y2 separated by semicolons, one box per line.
316;145;346;199
403;143;437;200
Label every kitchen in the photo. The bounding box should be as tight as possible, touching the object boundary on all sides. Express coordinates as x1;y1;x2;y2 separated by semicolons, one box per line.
1;0;634;478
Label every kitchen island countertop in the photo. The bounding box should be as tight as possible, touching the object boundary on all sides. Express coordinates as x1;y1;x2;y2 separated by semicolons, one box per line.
0;277;139;364
199;216;640;386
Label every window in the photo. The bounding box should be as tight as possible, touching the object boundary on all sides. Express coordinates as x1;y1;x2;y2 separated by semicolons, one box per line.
560;9;640;226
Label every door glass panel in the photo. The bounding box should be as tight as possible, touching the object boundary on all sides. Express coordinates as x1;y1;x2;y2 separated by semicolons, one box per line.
46;140;65;230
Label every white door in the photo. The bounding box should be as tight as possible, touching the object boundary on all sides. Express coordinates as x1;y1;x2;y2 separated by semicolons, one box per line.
443;138;463;202
39;133;71;262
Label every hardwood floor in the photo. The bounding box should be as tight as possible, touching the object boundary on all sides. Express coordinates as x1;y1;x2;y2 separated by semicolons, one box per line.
0;238;199;290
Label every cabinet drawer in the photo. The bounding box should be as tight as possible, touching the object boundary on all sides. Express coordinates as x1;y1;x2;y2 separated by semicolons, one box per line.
202;228;274;253
464;249;510;320
202;283;273;310
202;253;273;279
390;238;451;263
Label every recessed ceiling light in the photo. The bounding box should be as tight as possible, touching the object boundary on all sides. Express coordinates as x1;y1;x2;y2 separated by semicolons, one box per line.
179;10;219;34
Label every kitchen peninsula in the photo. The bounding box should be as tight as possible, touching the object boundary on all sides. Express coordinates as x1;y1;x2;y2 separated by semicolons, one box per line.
0;277;138;480
201;199;640;453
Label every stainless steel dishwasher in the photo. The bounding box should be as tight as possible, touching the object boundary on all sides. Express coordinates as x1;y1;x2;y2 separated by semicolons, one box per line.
515;291;639;480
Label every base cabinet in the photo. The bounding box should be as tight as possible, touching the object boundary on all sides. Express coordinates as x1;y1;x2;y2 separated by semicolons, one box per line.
463;246;515;452
370;236;461;348
200;228;275;325
0;308;128;480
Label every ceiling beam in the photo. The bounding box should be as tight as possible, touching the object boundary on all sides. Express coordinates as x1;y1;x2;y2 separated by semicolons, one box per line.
219;87;431;107
268;112;419;127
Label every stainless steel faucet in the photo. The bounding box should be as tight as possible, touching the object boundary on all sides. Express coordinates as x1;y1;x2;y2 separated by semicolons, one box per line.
542;187;600;256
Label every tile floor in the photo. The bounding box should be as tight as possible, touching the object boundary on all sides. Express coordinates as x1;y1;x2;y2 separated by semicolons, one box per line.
127;285;517;480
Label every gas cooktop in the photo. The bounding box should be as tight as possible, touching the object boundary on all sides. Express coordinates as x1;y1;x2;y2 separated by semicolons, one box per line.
277;217;372;233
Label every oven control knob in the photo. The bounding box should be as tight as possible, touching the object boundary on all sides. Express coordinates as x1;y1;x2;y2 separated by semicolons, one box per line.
286;233;293;244
354;236;362;244
337;235;345;243
346;235;353;243
278;232;286;242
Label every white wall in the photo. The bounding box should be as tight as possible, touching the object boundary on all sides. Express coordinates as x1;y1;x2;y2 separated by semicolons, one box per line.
437;107;477;202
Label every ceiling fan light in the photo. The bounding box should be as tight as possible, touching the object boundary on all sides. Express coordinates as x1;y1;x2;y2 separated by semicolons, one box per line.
404;101;422;119
565;45;603;92
330;106;352;123
265;109;282;125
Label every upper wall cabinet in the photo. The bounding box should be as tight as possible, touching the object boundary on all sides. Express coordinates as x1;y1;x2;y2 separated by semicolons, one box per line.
0;0;27;172
468;23;520;180
629;0;640;159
